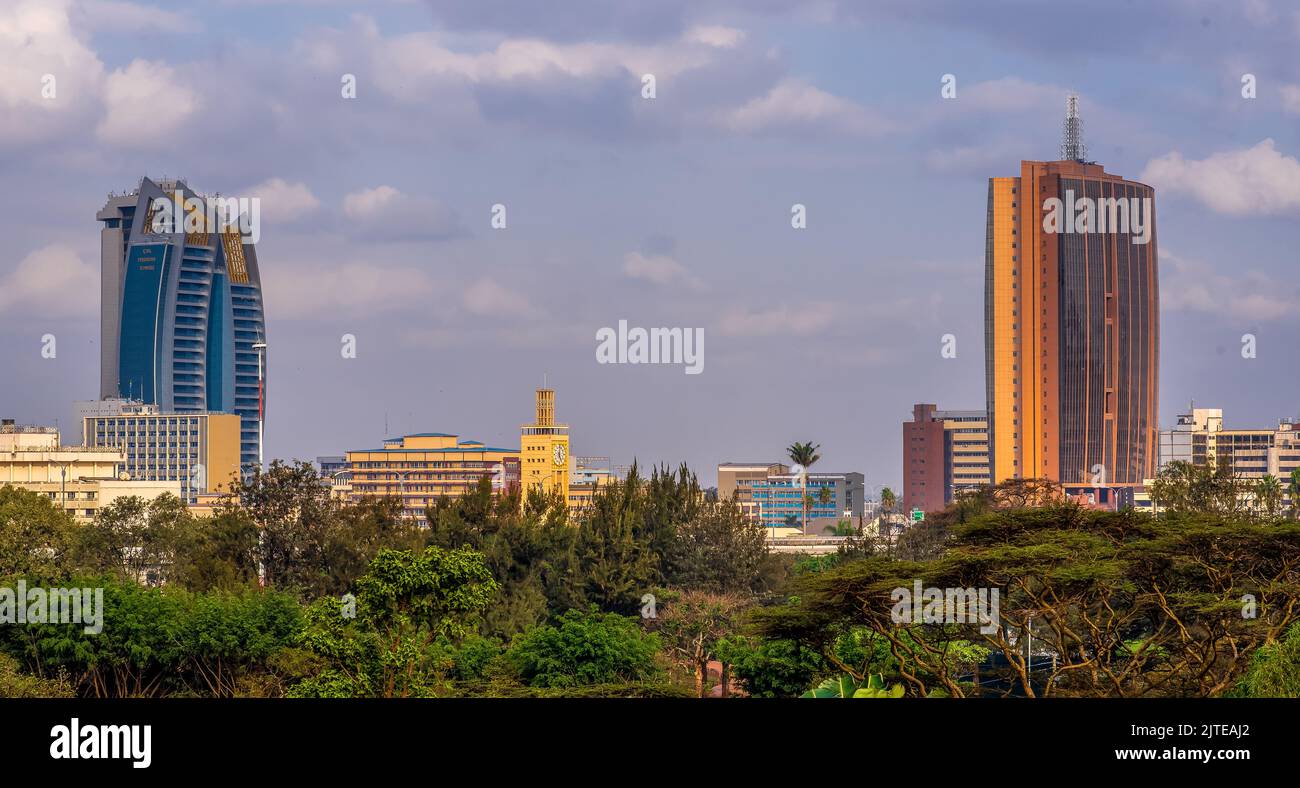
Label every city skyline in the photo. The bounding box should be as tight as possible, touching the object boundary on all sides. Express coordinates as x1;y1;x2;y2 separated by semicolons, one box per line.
4;0;1300;491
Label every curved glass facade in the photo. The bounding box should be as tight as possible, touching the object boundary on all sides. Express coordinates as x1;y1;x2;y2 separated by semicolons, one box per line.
99;178;267;472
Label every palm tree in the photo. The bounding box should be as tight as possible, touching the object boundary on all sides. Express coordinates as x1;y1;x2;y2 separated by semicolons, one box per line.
786;442;821;534
880;487;897;517
1290;469;1300;520
1255;474;1283;520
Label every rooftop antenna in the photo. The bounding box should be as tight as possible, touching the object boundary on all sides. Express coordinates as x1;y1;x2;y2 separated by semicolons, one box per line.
1060;92;1087;162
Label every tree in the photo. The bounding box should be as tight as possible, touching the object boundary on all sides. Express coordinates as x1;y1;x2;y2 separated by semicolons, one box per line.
1255;474;1284;520
664;499;767;594
652;590;748;697
504;608;662;688
880;487;896;517
0;484;75;580
575;475;655;614
716;636;824;698
74;494;191;585
1237;621;1300;697
754;500;1300;698
1148;458;1245;517
786;442;821;534
291;546;498;698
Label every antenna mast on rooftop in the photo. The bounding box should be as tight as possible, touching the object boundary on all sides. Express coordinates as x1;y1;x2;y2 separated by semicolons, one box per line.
1061;92;1087;162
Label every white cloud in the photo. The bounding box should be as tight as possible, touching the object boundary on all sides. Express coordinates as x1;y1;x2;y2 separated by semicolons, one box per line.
717;303;836;337
262;261;437;319
462;278;540;318
622;252;704;290
343;185;401;219
0;0;105;144
684;25;746;48
0;244;97;316
71;0;196;33
245;178;320;223
1161;250;1294;322
720;79;889;136
96;59;198;145
342;185;464;241
1140;139;1300;216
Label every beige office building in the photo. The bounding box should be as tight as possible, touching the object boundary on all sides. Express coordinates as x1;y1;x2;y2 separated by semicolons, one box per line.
1;421;181;522
717;462;789;517
83;403;242;503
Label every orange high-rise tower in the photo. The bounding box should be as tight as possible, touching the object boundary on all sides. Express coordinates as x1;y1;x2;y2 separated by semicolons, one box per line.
985;95;1159;500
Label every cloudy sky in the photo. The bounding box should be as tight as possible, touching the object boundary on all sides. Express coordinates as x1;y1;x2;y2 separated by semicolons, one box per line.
3;0;1300;492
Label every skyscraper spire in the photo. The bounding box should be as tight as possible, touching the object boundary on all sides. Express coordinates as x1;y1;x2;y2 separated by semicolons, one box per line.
1061;92;1087;162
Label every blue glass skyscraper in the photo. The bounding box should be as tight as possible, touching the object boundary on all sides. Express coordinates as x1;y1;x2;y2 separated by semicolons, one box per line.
98;177;267;471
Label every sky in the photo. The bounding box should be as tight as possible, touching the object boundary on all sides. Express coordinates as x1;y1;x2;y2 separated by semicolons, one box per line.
3;0;1300;493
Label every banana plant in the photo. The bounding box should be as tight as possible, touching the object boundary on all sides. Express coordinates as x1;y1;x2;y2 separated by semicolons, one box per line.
801;673;905;698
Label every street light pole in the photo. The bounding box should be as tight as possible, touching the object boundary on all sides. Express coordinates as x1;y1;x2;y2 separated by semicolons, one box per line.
251;341;267;587
251;342;267;470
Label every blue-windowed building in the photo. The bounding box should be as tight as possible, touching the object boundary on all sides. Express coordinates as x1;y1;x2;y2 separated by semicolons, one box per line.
98;178;267;472
750;471;865;530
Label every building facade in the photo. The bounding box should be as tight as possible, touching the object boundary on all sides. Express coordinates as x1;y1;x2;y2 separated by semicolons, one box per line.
985;98;1158;502
1158;407;1300;491
1;421;181;522
717;462;790;517
903;404;991;514
83;404;242;503
344;433;521;523
750;471;865;530
98;177;268;471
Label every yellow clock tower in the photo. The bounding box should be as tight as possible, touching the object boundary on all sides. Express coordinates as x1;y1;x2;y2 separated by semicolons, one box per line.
521;387;570;504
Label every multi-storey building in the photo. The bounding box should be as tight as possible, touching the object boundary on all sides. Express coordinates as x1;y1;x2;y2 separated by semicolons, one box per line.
98;177;268;471
0;421;181;522
1159;407;1300;489
903;404;991;514
985;96;1158;503
83;404;242;503
750;471;864;531
344;433;521;523
717;462;790;517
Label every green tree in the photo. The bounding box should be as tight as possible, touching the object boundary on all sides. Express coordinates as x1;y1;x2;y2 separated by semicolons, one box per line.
74;493;191;585
664;499;767;594
1255;474;1284;520
504;608;662;688
1148;458;1245;516
291;546;498;698
652;590;748;697
0;484;75;580
754;498;1300;697
1238;621;1300;697
716;636;824;698
575;475;655;614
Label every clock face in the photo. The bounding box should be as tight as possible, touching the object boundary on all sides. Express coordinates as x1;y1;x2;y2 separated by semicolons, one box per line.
552;443;567;467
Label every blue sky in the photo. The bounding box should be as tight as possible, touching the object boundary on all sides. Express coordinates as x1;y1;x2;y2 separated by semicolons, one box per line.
3;0;1300;492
